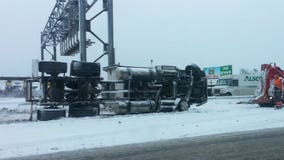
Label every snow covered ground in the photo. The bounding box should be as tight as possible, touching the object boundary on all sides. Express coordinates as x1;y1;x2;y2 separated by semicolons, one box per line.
0;98;31;124
0;97;283;159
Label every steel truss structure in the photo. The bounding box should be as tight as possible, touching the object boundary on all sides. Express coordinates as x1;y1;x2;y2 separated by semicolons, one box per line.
41;0;115;66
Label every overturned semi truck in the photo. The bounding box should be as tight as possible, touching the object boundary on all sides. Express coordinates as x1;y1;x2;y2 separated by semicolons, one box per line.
24;0;207;120
25;61;207;120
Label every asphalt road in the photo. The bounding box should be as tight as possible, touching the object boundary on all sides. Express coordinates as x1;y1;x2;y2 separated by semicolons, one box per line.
5;127;284;160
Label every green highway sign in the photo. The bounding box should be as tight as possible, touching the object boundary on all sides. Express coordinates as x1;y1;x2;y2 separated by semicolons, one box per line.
220;65;232;77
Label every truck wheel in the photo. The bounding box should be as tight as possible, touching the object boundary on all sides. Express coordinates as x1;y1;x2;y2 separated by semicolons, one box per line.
70;61;100;77
38;61;67;76
69;105;99;117
225;92;232;96
185;64;203;81
37;108;66;121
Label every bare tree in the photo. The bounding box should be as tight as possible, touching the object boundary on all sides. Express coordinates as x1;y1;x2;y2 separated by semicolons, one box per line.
240;68;260;75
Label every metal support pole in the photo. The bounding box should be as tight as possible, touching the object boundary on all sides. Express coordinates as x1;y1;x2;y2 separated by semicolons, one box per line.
79;0;87;62
41;47;44;61
41;33;44;61
41;46;44;77
107;0;115;66
53;37;57;61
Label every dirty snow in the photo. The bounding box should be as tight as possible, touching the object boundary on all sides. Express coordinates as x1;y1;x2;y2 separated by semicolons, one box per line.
0;97;284;159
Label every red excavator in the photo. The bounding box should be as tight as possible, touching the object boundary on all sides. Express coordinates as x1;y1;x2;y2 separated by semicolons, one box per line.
254;64;284;107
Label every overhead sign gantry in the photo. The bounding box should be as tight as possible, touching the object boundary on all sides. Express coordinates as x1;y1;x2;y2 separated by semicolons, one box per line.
40;0;115;66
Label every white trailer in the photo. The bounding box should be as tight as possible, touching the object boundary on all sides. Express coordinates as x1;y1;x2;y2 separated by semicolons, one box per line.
211;73;262;96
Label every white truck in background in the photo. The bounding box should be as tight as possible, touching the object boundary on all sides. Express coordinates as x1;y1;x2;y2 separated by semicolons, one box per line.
211;73;262;96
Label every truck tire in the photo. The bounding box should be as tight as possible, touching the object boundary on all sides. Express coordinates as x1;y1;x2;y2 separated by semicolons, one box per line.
185;64;203;81
225;92;232;96
70;61;100;77
37;108;66;121
38;61;67;76
69;105;99;117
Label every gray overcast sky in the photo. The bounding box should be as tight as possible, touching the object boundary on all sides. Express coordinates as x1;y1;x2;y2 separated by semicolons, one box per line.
0;0;283;76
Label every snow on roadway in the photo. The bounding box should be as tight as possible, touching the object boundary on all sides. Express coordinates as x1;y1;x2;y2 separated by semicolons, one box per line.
0;97;284;159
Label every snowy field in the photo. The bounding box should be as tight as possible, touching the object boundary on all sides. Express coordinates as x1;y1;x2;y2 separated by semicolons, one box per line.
0;97;284;159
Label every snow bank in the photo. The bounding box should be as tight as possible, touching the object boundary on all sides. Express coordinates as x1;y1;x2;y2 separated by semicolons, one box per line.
0;98;283;159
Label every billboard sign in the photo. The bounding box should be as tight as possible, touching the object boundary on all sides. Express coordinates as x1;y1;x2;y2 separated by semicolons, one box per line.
204;65;232;79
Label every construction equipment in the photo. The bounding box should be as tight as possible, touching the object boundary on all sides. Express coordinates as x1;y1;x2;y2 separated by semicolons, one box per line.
254;64;284;107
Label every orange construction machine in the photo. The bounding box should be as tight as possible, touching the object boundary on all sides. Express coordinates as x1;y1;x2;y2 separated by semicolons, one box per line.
254;64;284;107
